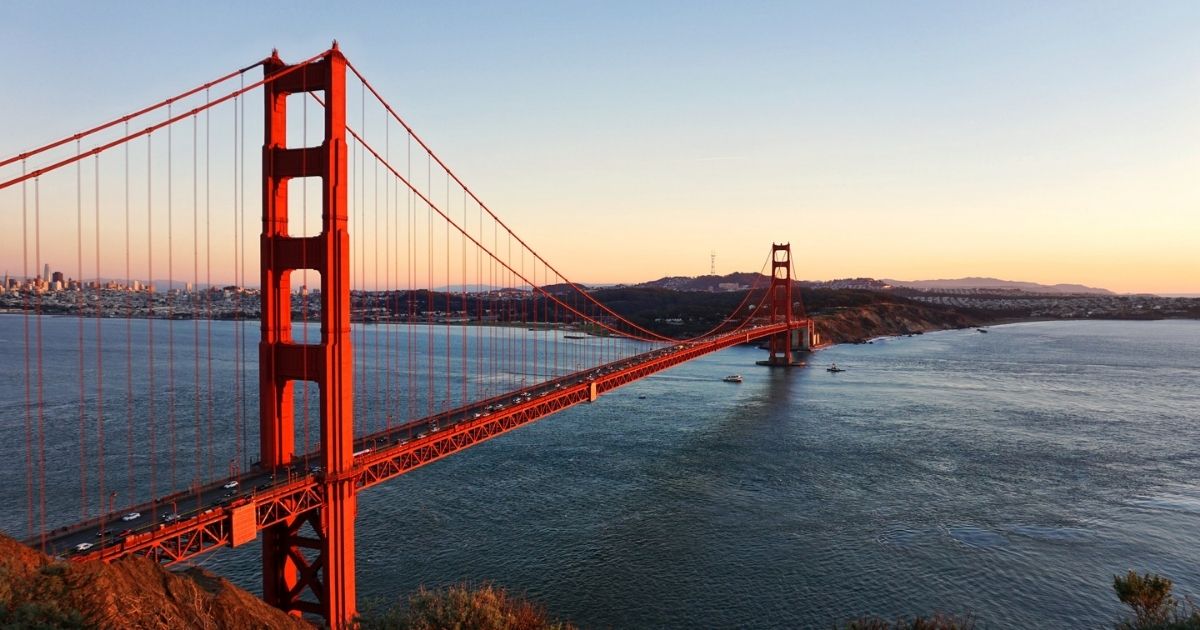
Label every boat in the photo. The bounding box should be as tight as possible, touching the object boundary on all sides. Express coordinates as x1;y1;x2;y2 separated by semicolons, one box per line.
723;374;743;383
977;328;988;333
826;363;845;373
563;334;588;340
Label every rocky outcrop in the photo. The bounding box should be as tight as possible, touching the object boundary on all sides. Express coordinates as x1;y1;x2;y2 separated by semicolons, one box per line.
812;301;982;345
0;533;311;630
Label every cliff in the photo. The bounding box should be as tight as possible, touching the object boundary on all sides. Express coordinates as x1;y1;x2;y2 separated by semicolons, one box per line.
0;533;311;629
811;301;982;345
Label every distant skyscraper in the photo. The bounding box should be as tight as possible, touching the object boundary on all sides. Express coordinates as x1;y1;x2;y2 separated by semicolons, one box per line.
43;263;49;281
51;271;64;284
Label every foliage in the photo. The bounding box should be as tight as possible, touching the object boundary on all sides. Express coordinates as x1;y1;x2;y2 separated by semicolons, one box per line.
355;582;577;630
0;602;89;630
0;565;88;630
1116;571;1178;626
1113;571;1200;629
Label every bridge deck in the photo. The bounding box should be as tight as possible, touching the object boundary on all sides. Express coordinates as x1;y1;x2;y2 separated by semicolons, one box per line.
39;321;802;564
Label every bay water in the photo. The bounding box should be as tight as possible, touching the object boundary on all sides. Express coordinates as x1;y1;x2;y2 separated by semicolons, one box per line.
2;317;1198;627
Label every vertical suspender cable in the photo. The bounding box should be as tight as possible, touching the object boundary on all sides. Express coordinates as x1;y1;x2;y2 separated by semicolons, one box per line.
476;200;483;401
230;91;241;476
385;113;392;431
406;131;414;433
146;134;157;518
461;188;467;407
444;172;450;409
358;82;366;434
521;248;527;386
239;76;249;473
374;123;382;432
168;104;177;495
398;127;408;427
426;153;433;417
36;177;47;549
21;163;33;537
205;91;214;482
95;155;106;521
520;247;526;388
193;114;201;492
125;125;134;512
77;142;88;519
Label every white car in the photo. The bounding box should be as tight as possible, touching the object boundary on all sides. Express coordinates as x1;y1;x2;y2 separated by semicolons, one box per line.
73;542;93;552
162;513;179;522
121;512;141;522
222;480;239;489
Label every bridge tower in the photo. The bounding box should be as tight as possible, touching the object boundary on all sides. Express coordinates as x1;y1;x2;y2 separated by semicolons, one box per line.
259;45;356;626
760;243;806;366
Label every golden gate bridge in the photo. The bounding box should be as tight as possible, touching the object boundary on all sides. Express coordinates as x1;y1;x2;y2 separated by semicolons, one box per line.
0;44;814;627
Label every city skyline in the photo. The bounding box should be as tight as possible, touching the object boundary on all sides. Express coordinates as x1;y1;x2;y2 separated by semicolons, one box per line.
2;2;1198;294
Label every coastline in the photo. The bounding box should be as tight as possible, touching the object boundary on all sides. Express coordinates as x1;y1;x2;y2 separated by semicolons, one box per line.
810;312;1200;351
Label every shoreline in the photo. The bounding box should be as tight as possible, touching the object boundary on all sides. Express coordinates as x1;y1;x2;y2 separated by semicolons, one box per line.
2;309;1196;338
808;313;1200;351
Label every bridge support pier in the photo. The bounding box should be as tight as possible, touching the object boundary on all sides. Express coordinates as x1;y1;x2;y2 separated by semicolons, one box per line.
259;44;356;628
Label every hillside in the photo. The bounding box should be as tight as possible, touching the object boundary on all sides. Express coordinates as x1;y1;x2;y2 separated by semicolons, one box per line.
883;276;1114;295
633;272;770;292
810;301;982;344
0;533;310;629
583;286;981;340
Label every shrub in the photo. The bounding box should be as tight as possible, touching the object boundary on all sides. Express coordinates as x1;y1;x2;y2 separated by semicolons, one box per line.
1115;571;1177;626
355;582;577;630
1113;571;1200;629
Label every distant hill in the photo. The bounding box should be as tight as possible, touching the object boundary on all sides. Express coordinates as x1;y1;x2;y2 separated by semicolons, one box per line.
434;283;505;293
541;282;587;295
883;277;1114;295
635;272;771;292
630;272;1116;296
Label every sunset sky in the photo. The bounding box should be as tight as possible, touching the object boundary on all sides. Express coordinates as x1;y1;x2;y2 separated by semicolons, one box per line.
2;2;1198;294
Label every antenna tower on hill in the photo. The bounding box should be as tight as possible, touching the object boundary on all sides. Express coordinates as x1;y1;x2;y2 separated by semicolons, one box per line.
710;250;716;276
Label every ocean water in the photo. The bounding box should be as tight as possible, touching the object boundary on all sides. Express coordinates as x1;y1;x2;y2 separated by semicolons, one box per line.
2;317;1199;628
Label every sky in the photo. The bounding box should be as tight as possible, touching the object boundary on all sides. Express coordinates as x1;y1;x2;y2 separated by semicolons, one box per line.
2;1;1198;294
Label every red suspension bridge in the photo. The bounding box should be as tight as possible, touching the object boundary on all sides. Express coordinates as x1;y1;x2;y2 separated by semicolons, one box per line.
0;44;815;627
